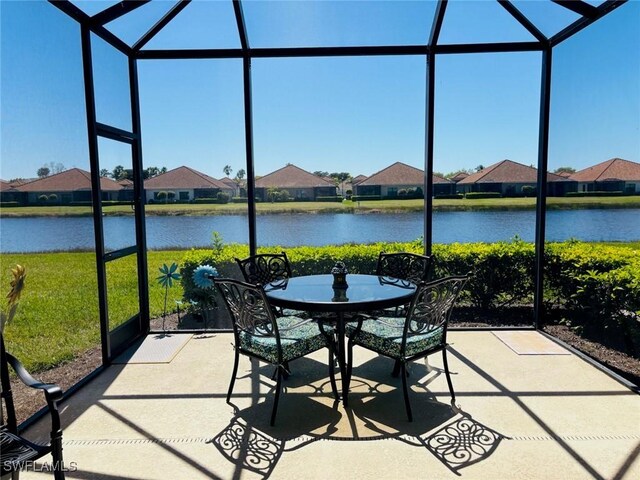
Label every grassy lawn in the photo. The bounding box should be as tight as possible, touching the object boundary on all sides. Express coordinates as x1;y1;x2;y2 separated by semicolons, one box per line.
2;195;640;217
0;250;183;371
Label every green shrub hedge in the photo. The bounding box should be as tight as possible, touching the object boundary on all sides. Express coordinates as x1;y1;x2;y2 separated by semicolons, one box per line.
352;195;382;201
565;191;624;197
316;196;343;202
232;197;248;203
465;192;502;199
435;194;464;200
179;239;639;355
192;196;231;204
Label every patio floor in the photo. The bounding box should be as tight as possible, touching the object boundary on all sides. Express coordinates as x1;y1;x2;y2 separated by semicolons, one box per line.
20;331;640;479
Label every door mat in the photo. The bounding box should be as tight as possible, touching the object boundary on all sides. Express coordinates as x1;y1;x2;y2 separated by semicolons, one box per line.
113;334;193;364
492;331;570;355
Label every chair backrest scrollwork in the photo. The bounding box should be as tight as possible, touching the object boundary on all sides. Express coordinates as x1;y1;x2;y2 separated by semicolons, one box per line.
376;252;433;284
235;252;292;286
215;279;278;340
403;276;468;345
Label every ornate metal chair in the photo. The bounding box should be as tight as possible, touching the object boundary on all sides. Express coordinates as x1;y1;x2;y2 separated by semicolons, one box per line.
346;276;468;422
235;252;298;318
215;279;337;426
235;252;292;286
374;251;435;325
1;335;65;479
376;251;433;284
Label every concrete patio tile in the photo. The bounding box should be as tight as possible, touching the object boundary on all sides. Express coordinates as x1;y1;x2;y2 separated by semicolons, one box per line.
19;331;640;479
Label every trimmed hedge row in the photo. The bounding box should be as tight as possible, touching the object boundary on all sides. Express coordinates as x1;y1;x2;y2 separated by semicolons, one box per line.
464;192;502;199
435;194;464;200
565;191;624;197
352;195;382;201
316;196;343;202
180;239;640;356
179;239;638;321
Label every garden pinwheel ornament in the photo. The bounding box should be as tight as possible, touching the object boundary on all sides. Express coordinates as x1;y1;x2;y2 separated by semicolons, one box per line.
157;263;181;331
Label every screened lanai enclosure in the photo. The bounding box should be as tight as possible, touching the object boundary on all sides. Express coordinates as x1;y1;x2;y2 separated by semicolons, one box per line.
2;0;638;368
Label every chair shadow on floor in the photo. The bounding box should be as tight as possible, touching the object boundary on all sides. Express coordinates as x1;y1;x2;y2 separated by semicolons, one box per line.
349;355;507;474
211;354;506;478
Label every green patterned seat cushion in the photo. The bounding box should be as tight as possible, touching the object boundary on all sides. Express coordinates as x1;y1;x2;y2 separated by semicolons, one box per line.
346;317;443;359
239;316;333;364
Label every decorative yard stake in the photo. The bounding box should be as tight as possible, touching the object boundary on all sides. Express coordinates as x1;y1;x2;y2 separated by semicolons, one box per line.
157;263;181;331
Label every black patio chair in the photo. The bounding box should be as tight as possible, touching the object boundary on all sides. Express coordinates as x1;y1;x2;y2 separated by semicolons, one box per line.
235;251;300;318
215;279;337;426
346;276;468;422
374;251;435;327
1;335;65;480
235;252;292;287
376;251;433;284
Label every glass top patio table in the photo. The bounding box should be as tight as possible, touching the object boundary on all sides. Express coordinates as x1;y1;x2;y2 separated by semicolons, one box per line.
264;274;417;407
263;274;416;313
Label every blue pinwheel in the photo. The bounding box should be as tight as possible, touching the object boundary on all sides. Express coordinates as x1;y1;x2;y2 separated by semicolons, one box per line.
193;265;219;289
157;263;181;288
157;263;181;331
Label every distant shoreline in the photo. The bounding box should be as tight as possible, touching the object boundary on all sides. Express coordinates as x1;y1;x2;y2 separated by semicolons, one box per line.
2;196;640;218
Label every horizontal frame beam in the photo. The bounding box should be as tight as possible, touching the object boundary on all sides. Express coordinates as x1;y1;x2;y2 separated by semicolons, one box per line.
96;123;137;143
136;42;546;60
433;42;544;54
104;245;138;263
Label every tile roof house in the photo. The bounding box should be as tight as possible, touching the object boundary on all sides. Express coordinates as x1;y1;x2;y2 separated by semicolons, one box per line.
218;177;242;197
456;159;571;196
116;178;135;201
16;168;123;204
0;179;23;203
450;172;470;183
143;166;234;203
354;162;454;198
351;174;368;186
568;158;640;194
255;164;337;201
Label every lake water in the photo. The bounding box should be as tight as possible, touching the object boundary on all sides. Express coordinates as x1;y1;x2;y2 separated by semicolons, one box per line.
1;209;639;253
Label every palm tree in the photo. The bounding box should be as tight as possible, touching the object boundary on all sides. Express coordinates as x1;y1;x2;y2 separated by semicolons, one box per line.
223;165;232;177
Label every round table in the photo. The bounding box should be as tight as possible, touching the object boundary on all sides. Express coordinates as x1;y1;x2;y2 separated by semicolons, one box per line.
264;274;416;405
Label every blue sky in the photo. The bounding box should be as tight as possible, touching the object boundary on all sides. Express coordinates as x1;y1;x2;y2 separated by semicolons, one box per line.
1;0;638;181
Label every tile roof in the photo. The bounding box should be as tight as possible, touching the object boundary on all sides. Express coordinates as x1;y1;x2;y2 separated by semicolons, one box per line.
255;164;336;188
118;178;134;188
457;159;566;184
356;162;452;186
144;166;230;190
351;174;368;185
17;168;122;192
569;158;640;182
450;172;470;182
7;178;36;187
0;180;18;192
218;177;238;188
